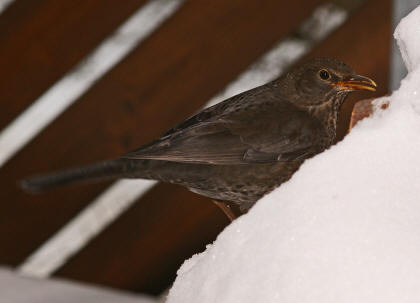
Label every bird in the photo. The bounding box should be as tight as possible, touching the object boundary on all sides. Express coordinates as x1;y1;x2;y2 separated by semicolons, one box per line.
21;58;376;220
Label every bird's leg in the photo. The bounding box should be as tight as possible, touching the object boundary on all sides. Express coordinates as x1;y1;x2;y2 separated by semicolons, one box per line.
213;200;237;222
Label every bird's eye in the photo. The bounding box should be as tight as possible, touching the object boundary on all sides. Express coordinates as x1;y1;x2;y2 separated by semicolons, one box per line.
319;69;330;80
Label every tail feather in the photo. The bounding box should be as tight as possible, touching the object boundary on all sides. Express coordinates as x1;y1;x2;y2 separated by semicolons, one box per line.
20;159;136;193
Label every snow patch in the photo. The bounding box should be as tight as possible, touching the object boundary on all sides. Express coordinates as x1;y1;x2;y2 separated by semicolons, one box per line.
395;5;420;73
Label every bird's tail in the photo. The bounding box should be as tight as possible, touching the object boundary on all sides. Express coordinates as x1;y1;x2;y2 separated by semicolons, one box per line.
20;158;143;193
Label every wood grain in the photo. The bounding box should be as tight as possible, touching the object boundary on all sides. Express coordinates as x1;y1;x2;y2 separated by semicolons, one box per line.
0;0;148;130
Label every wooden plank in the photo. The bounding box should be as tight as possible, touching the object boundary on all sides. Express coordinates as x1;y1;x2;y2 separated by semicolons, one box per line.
54;0;391;295
0;0;148;130
0;0;325;272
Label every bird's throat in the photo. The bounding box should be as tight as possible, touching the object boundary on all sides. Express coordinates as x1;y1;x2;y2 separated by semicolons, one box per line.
307;92;348;143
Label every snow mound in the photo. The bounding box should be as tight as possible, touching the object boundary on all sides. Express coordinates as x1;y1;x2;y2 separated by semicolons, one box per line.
167;6;420;303
395;5;420;72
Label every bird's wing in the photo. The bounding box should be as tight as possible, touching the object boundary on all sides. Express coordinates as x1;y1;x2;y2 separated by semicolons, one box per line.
123;121;251;164
122;97;324;165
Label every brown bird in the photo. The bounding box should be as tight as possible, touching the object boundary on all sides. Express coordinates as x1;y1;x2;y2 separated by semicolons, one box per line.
21;58;376;220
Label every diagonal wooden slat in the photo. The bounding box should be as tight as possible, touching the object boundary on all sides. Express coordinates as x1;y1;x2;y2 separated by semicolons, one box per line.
0;0;185;168
0;0;14;14
0;0;326;272
56;0;391;295
18;179;158;278
0;0;148;130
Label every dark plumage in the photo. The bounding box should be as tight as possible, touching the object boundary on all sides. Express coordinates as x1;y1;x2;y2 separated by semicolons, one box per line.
21;58;376;217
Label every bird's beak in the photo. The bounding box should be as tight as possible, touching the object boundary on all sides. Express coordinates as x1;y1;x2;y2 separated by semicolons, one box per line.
332;74;377;92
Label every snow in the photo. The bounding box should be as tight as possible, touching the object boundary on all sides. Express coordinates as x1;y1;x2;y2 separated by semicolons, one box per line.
395;5;420;72
166;5;420;303
0;267;158;303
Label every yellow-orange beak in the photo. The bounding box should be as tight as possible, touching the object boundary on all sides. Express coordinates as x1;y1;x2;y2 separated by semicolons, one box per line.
332;75;377;92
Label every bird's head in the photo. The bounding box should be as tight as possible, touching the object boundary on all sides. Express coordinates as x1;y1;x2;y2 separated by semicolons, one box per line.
286;57;377;107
